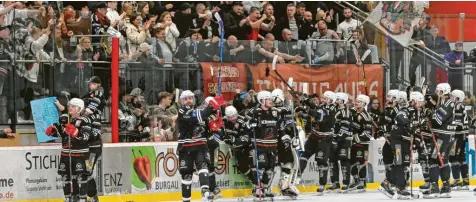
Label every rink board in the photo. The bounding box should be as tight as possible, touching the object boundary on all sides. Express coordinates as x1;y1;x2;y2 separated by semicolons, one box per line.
0;136;475;202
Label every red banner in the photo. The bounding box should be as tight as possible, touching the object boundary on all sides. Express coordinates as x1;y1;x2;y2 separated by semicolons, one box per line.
201;63;385;105
201;62;248;102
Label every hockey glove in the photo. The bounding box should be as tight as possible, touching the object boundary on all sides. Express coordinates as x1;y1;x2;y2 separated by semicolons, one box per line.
45;126;57;136
292;137;300;148
85;108;94;115
64;124;79;138
209;95;224;110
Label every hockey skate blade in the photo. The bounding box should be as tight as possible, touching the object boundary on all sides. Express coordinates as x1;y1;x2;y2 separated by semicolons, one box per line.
438;193;451;198
316;192;324;196
253;197;274;202
378;187;394;199
451;187;460;191
422;193;439;199
459;186;469;191
396;195;413;200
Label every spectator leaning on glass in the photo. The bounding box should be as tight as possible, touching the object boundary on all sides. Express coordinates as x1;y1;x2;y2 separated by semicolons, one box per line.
255;33;303;64
310;20;340;65
223;35;246;63
155;11;179;51
278;28;307;64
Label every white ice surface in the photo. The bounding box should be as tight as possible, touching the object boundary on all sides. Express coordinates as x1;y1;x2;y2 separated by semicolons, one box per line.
210;189;476;202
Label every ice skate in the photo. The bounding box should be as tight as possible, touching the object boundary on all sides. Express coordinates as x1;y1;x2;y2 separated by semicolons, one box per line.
213;187;223;199
378;180;395;199
325;182;340;193
281;188;299;200
419;181;431;191
347;181;359;192
87;196;99;202
264;188;276;198
340;185;349;193
63;198;72;202
78;199;87;202
460;179;469;190
356;181;366;193
422;182;439;199
71;195;79;202
450;180;462;191
202;189;214;202
396;187;412;200
316;185;325;196
439;181;451;198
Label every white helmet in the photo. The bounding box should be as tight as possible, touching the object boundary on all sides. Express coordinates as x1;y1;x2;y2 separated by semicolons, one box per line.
451;89;465;103
271;89;285;104
257;90;272;105
386;89;400;102
69;98;85;112
398;91;408;104
409;92;424;102
180;90;195;100
323;91;336;103
225;106;238;118
335;92;348;104
435;83;451;95
356;94;370;107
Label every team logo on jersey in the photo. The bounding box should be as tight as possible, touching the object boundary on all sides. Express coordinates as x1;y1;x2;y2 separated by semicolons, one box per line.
272;111;278;118
180;160;186;167
259;154;265;161
318;151;323;157
357;151;363;157
249;150;254;156
75;120;82;127
76;163;83;170
340;149;346;154
405;155;410;161
60;163;65;170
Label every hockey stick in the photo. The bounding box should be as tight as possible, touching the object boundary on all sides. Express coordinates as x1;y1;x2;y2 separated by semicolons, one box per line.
61;91;74;196
427;121;445;166
270;56;299;98
252;112;263;200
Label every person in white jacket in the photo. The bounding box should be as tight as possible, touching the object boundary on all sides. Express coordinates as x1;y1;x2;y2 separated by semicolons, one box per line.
154;11;179;52
126;14;151;53
24;24;51;83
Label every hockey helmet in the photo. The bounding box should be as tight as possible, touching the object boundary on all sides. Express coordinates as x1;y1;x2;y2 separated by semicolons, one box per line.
257;90;272;105
386;89;400;102
409;92;425;103
225;106;238;119
451;89;465;103
322;91;336;103
69;98;85;112
435;83;451;95
335;92;348;104
271;89;285;104
356;94;370;107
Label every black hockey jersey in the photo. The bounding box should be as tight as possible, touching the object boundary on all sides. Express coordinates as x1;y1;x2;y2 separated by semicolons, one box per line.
83;87;106;121
352;109;373;144
381;106;399;137
431;98;456;135
248;107;280;151
310;103;337;136
177;105;215;152
224;115;251;149
391;107;412;142
51;114;95;156
452;102;468;134
274;106;296;138
334;107;354;141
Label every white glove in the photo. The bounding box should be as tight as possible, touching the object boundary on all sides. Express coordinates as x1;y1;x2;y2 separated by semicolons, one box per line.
85;108;94;115
292;138;300;148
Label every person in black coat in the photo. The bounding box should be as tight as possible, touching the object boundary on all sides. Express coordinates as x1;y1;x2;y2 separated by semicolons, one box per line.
223;2;246;39
274;3;303;41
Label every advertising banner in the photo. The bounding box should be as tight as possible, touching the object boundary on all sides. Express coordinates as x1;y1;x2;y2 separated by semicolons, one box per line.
30;97;60;143
100;146;132;195
201;63;248;102
248;63;385;105
0;146;64;201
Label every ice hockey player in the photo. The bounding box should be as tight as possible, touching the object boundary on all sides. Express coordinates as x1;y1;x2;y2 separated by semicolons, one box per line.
300;91;337;195
348;94;373;193
424;83;455;198
200;97;224;199
378;90;400;197
176;90;223;202
388;91;414;199
222;106;255;192
271;89;300;198
45;98;95;202
82;76;105;202
449;90;470;191
412;91;434;192
329;92;353;193
247;90;280;200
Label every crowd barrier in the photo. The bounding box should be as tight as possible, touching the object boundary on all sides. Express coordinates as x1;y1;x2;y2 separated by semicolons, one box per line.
0;136;475;202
